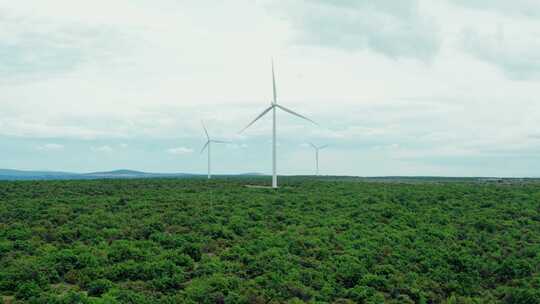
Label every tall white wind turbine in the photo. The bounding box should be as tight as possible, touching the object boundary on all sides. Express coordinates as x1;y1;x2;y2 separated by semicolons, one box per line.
309;143;328;176
240;61;317;188
200;121;229;179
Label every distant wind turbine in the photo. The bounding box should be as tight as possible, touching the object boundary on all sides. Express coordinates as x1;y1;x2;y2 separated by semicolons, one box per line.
240;60;317;188
309;143;328;176
201;121;229;179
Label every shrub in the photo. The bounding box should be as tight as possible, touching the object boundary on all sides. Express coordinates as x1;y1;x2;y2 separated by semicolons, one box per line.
87;279;113;297
15;282;41;300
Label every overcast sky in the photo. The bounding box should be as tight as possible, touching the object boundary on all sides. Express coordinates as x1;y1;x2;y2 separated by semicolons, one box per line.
1;0;540;177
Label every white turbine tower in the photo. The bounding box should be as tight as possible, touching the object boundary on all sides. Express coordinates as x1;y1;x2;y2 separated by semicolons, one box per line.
309;143;328;176
200;121;229;179
240;61;317;189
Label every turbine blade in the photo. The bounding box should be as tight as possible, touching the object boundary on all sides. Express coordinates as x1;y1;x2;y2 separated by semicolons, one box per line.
309;142;317;149
239;105;274;133
272;59;277;104
201;120;210;140
276;104;318;125
200;141;209;154
319;145;329;150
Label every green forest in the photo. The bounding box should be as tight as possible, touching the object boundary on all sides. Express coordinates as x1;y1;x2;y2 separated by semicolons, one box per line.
0;178;539;303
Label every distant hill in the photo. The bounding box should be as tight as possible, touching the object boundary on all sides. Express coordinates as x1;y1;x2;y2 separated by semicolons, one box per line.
0;169;79;180
0;169;267;181
0;169;195;181
82;169;196;179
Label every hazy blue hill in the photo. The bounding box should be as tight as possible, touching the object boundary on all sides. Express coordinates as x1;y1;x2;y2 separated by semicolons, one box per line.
0;169;72;176
0;169;196;180
0;169;78;180
90;169;145;175
83;169;152;178
237;172;265;176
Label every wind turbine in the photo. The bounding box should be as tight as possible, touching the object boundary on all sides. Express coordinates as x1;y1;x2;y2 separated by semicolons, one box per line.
200;121;229;179
240;61;317;188
309;143;328;176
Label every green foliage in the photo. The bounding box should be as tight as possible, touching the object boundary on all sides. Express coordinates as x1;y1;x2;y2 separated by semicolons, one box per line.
87;279;113;297
0;178;539;303
15;282;41;300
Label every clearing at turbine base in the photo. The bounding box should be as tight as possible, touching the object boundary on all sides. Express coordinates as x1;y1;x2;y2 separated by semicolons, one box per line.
200;121;230;179
240;61;317;189
309;143;328;176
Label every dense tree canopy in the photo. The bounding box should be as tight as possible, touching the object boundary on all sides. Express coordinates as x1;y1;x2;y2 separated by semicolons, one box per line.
0;178;539;303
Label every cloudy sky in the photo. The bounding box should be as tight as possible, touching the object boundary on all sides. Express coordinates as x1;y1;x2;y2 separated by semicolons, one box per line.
1;0;540;177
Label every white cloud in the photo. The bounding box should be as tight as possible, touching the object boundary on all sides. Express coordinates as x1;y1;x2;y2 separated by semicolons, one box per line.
91;145;114;153
450;0;540;18
372;143;400;151
461;24;540;80
0;11;136;85
273;0;440;61
36;143;64;151
167;147;193;155
226;143;248;149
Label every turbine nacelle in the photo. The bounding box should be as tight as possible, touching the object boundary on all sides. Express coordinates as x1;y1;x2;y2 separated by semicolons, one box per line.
309;143;329;151
200;139;230;154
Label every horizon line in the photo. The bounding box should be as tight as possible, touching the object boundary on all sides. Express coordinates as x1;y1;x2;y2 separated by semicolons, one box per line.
0;168;538;179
